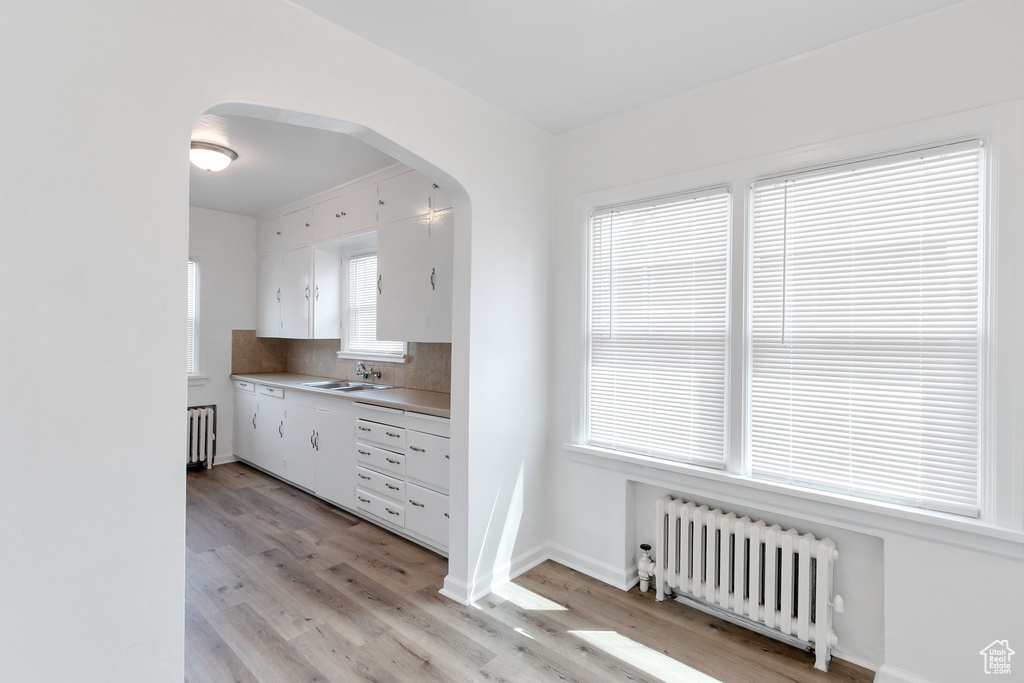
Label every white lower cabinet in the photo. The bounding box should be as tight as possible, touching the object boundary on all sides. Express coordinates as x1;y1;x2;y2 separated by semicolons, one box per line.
405;483;449;547
232;383;448;555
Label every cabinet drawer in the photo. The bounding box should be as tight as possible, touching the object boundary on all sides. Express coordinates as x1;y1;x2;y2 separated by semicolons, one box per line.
233;379;256;393
355;443;405;477
355;466;405;500
258;385;285;399
355;488;405;528
406;431;450;493
355;419;405;450
405;483;448;547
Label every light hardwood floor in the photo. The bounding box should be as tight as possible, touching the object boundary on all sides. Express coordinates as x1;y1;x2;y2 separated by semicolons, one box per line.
185;463;872;683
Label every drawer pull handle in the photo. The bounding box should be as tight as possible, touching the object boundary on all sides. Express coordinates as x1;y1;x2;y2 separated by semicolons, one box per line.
278;422;283;438
444;513;449;519
358;450;370;456
386;432;400;438
410;500;425;507
385;507;400;516
409;446;425;453
385;483;399;491
358;496;371;504
252;414;256;429
239;382;247;387
358;474;371;480
358;426;371;432
385;458;401;465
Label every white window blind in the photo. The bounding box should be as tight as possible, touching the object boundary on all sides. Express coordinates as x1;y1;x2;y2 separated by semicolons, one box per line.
186;259;198;375
750;142;983;516
347;253;404;356
589;188;730;466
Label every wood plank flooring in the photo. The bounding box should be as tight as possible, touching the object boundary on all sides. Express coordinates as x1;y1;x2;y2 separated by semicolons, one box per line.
185;463;873;683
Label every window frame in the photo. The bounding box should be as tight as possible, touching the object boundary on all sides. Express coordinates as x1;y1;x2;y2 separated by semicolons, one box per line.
337;238;407;363
565;102;1024;550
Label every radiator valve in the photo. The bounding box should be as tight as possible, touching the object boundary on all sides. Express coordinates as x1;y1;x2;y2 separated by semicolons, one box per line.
637;543;655;593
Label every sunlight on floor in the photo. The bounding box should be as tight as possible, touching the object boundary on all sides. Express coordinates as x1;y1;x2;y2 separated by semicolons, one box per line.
493;582;568;611
569;630;722;683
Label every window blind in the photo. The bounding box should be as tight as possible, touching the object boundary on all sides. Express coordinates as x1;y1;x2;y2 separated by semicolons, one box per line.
186;260;198;375
348;253;404;356
750;142;983;516
589;188;730;466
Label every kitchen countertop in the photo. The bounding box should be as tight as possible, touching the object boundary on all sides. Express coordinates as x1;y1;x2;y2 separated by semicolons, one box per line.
231;372;451;418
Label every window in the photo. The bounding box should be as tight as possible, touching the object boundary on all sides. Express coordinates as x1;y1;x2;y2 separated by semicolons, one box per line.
186;259;199;375
588;188;731;466
749;142;984;516
580;140;987;519
344;252;404;357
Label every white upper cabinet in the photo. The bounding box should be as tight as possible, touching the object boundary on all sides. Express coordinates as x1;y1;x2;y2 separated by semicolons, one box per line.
312;248;341;339
378;170;432;225
281;207;313;249
257;253;282;337
280;247;312;339
257;215;285;254
377;210;453;343
311;183;378;242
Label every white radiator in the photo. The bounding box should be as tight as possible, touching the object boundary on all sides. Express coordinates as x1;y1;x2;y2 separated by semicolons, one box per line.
187;406;216;468
654;495;842;671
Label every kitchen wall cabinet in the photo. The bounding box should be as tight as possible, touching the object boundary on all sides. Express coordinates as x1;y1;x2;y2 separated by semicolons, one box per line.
378;170;432;225
312;248;341;339
377;210;453;342
280;247;311;339
281;207;313;249
257;253;282;337
311;184;379;241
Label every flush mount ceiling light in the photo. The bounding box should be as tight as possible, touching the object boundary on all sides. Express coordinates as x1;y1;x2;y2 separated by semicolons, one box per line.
190;141;237;172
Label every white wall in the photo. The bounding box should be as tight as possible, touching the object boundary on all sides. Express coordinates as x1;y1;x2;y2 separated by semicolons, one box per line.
187;207;258;461
0;1;551;680
548;1;1024;681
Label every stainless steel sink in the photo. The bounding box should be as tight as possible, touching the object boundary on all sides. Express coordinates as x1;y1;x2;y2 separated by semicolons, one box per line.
298;380;391;392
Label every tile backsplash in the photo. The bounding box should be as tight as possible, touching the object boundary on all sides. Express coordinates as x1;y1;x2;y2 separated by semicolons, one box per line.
231;330;451;394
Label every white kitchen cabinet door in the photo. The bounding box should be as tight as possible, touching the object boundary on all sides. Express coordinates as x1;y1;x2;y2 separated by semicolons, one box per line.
406;430;449;493
314;408;356;509
256;396;286;477
423;210;454;343
233;391;258;464
283;404;317;491
280;247;311;339
405;483;448;549
257;253;282;337
378;171;431;225
344;183;380;233
281;207;313;249
377;215;430;342
257;216;284;254
312;248;341;339
311;196;345;242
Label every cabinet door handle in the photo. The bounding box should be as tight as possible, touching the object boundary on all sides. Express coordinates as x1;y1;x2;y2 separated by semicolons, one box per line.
276;230;281;235
358;473;371;480
358;426;371;432
385;483;399;491
378;199;384;205
314;432;319;450
278;421;283;437
315;285;319;301
430;267;435;291
385;507;400;516
385;431;400;438
336;211;346;218
358;496;371;504
409;500;425;507
444;513;449;519
377;274;382;295
310;431;315;448
432;183;439;189
252;414;257;429
409;446;425;453
276;288;281;302
445;454;450;460
358;449;370;456
305;285;310;301
385;457;401;465
305;222;310;227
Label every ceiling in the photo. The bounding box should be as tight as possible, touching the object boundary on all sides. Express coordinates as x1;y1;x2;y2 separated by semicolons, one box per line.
189;114;397;216
292;0;965;133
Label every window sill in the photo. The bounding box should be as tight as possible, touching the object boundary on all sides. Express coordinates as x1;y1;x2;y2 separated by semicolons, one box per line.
337;351;407;364
564;443;1024;559
188;374;209;387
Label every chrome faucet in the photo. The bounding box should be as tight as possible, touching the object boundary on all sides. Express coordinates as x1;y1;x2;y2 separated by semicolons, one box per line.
355;362;381;380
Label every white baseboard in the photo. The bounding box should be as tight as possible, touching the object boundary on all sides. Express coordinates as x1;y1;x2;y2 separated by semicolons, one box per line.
873;664;933;683
213;455;238;466
439;542;550;605
546;543;638;591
